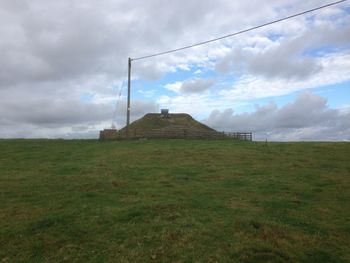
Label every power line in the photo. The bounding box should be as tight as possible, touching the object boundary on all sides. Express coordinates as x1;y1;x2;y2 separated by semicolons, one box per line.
111;67;128;128
132;0;347;61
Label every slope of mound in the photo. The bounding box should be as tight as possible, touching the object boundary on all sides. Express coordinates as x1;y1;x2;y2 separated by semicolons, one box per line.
118;113;223;139
120;113;216;132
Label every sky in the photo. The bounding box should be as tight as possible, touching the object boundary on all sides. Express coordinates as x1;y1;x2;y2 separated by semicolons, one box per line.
0;0;349;140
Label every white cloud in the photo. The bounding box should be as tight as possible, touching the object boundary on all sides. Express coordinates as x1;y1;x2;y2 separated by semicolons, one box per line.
164;78;215;94
155;51;350;120
204;92;350;141
0;94;158;138
219;52;350;101
138;89;156;98
0;0;349;139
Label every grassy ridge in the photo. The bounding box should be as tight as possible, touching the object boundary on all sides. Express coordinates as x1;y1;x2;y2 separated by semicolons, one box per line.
0;139;349;262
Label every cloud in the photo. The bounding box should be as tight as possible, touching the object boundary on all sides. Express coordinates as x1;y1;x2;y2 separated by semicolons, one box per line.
0;0;349;139
165;78;215;94
0;95;158;138
215;19;350;80
181;78;215;93
155;51;350;121
216;48;323;80
204;92;350;141
218;51;350;101
3;0;347;88
1;100;111;126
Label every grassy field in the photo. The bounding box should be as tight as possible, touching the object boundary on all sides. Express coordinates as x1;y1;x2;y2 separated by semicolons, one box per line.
0;139;349;262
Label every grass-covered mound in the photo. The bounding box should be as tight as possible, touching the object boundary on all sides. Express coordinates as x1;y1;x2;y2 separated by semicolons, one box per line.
116;113;224;139
0;139;349;262
120;113;216;132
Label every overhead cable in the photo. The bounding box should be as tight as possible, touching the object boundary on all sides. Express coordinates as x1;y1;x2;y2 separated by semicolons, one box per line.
132;0;347;61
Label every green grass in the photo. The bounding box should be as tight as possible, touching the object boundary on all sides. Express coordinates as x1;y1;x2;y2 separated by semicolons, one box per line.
119;113;216;132
0;139;349;262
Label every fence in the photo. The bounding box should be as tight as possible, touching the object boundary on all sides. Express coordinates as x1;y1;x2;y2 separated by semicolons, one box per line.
223;132;252;141
116;127;225;140
110;128;252;141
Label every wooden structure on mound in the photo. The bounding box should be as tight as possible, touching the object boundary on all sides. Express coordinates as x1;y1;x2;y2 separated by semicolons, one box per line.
100;111;252;141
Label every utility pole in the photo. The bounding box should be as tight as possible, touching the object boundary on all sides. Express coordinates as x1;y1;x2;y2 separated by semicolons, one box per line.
126;57;131;136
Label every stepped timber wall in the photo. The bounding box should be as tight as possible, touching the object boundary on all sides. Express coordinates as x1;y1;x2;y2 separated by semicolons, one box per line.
117;128;225;140
100;126;252;141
